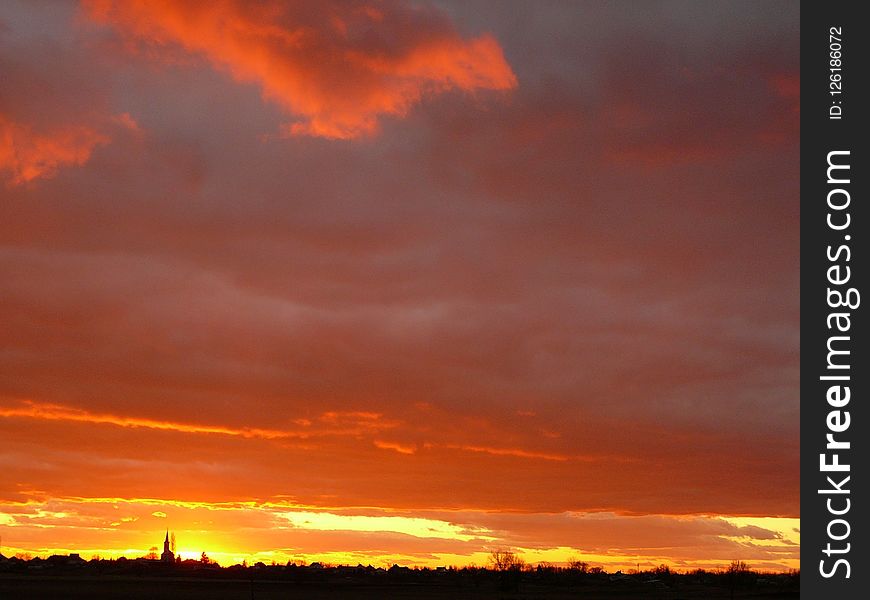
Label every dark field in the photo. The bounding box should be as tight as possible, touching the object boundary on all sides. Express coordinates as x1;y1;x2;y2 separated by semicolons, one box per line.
0;574;799;599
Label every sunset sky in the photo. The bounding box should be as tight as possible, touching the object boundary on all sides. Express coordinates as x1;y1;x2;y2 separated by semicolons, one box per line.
0;0;799;571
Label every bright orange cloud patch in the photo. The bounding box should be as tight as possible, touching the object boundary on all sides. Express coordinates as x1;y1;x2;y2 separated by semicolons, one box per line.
0;115;108;185
83;0;517;139
0;399;395;440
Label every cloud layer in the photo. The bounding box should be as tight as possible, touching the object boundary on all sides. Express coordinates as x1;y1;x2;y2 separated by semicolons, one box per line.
84;0;517;138
0;116;108;185
0;496;799;570
0;0;799;570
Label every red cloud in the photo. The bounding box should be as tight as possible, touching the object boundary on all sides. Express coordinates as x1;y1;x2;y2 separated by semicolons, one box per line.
83;0;517;139
0;115;109;185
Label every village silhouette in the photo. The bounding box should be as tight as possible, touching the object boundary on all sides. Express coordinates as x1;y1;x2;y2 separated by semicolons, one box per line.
0;530;799;599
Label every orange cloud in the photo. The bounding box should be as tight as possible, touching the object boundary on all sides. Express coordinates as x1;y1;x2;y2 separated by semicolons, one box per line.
446;444;570;462
82;0;517;139
0;115;109;185
0;399;394;440
374;439;416;455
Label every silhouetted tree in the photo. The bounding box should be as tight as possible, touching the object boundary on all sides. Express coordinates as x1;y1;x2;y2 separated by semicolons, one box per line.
727;560;755;598
728;560;749;575
488;549;525;571
653;563;675;584
567;559;589;573
489;550;525;592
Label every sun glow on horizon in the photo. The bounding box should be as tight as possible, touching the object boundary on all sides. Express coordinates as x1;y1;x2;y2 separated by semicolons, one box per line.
0;494;799;572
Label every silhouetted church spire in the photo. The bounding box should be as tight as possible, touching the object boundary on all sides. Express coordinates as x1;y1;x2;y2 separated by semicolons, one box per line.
161;530;174;563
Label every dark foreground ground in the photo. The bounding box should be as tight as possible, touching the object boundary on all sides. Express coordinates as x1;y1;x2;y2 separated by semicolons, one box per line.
0;575;799;599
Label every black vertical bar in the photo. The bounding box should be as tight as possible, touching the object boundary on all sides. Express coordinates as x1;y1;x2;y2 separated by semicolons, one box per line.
801;1;867;597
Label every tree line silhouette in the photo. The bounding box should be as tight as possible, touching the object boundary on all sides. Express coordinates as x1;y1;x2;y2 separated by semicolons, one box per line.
0;548;799;598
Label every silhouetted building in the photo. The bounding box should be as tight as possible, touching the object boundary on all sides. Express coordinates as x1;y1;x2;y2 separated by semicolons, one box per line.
46;554;85;567
161;531;174;563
